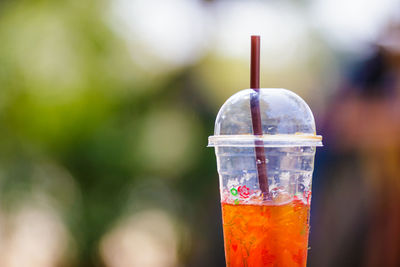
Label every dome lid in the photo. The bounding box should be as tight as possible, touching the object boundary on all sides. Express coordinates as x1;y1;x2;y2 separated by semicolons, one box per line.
208;88;323;147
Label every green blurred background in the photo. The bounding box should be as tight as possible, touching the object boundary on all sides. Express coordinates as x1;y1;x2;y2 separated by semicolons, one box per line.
0;0;399;266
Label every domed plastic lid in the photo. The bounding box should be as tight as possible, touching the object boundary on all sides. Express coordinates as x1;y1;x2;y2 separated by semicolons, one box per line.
208;88;323;147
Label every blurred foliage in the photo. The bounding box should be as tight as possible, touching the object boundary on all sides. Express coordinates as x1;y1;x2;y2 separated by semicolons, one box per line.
0;0;220;266
3;0;390;266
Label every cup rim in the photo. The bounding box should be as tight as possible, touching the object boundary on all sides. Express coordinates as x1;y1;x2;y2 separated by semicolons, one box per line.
208;134;323;147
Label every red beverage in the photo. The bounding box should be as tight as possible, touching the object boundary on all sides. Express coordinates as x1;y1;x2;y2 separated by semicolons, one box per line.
221;199;310;267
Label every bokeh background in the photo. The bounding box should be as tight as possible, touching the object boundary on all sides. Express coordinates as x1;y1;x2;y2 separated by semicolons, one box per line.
0;0;399;266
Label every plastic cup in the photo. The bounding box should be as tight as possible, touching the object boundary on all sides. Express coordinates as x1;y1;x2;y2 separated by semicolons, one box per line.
208;88;322;267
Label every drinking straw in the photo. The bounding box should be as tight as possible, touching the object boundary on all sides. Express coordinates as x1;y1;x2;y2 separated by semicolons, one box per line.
250;35;269;199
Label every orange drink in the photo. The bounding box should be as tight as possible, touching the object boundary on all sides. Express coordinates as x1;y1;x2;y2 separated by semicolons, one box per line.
221;199;310;267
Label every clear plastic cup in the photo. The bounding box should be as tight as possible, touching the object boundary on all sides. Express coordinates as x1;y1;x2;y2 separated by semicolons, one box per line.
208;88;322;267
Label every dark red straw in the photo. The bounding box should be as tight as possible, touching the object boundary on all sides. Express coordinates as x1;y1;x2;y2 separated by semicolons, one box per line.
250;35;269;198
